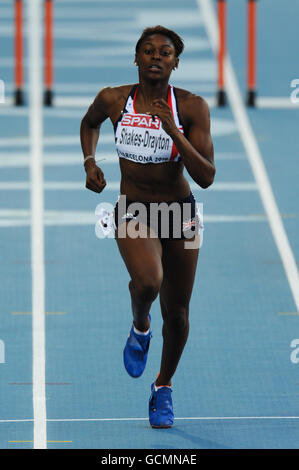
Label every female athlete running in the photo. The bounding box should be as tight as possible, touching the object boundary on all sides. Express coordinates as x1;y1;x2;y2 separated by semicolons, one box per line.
80;26;215;428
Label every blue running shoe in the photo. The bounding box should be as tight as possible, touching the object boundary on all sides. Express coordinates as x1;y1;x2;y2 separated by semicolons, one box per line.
149;382;174;428
123;316;152;378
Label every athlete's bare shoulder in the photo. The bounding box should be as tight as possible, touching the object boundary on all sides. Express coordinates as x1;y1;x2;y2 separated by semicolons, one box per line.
83;84;135;128
174;87;211;129
174;87;210;113
98;84;134;104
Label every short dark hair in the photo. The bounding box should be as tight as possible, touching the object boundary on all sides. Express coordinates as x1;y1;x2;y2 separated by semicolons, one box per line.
135;25;184;57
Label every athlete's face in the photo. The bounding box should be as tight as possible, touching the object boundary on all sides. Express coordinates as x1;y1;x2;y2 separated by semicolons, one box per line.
135;34;179;80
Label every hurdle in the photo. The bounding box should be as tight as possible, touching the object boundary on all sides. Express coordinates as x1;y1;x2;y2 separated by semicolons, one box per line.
14;0;54;106
216;0;257;107
44;0;54;106
216;0;227;106
246;0;257;106
14;0;24;105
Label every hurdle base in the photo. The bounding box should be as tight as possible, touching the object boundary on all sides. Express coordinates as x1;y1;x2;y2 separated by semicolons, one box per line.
217;89;227;107
14;88;24;106
246;89;256;107
44;89;54;107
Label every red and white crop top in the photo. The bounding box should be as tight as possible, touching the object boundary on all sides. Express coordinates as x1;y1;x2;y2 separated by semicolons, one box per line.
114;84;184;164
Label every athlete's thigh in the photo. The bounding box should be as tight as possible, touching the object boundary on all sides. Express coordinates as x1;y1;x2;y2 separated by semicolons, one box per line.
115;222;163;282
160;237;200;307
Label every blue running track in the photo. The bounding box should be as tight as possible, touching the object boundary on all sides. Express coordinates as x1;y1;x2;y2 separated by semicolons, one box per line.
0;0;299;449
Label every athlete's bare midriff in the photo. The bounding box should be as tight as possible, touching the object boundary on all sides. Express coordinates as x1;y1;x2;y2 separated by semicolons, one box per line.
119;158;190;202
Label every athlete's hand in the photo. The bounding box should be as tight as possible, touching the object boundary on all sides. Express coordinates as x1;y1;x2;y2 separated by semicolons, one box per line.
150;98;178;137
85;161;106;193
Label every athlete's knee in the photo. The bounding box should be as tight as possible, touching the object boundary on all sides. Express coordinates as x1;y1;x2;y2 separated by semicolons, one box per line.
130;274;162;302
163;305;189;332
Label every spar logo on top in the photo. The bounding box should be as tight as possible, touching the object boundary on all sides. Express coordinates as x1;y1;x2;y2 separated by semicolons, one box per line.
121;113;161;130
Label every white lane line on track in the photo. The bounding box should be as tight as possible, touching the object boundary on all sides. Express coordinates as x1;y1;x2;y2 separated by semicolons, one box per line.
0;211;270;228
0;135;113;147
0;105;87;119
0;58;216;81
0;218;269;228
1;416;299;423
256;97;299;109
28;0;47;449
0;151;245;167
3;82;115;93
53;94;215;109
58;39;210;57
57;0;162;3
0;0;149;4
0;153;118;167
0;181;257;191
1;97;298;113
198;0;299;311
0;8;136;20
47;416;299;421
3;81;216;93
0;31;137;42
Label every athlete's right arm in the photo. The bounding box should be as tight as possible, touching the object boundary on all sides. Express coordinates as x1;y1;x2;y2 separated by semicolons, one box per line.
80;87;114;193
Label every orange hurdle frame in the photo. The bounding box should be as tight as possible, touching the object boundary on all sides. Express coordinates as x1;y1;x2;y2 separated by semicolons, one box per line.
44;0;54;106
217;0;258;107
14;0;24;105
246;0;257;106
14;0;54;106
217;0;227;106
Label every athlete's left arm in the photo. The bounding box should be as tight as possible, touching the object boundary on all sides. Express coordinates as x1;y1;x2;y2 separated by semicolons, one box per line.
153;95;215;188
